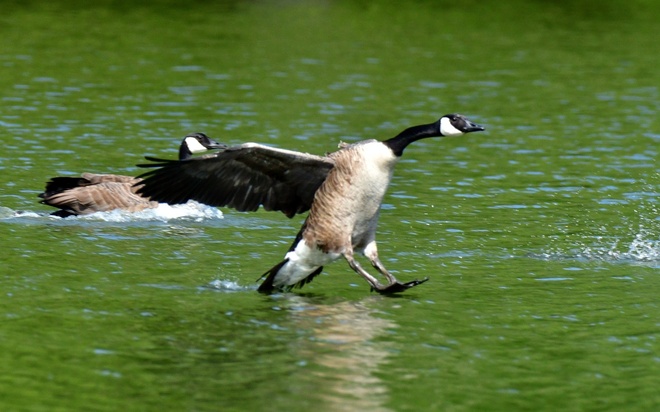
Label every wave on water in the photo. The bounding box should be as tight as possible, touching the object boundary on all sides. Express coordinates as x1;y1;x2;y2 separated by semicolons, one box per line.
0;200;223;223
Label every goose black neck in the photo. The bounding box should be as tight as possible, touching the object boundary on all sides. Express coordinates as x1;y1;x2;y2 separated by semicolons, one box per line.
383;122;441;156
179;145;192;160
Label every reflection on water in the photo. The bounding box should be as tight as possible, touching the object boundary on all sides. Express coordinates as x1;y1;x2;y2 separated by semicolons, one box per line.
282;296;395;412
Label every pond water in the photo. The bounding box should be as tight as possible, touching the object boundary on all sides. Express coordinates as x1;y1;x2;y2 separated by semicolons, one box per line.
1;1;659;411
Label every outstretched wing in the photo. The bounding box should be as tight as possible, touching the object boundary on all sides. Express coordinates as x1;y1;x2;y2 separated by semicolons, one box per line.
135;143;335;218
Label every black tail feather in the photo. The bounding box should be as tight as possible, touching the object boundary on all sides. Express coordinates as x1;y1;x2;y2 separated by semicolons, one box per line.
256;259;324;293
257;223;304;291
39;176;92;198
135;156;178;169
257;220;324;293
257;258;289;293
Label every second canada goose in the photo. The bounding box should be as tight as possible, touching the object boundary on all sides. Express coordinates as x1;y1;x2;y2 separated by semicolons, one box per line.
39;133;225;217
136;114;485;293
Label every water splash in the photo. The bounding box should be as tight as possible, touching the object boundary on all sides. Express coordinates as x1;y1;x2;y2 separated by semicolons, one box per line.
541;201;659;267
0;201;223;223
205;279;254;292
585;193;659;264
76;201;223;223
579;228;659;263
0;208;41;219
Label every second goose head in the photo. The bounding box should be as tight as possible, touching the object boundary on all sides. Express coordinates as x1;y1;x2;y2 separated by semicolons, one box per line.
179;132;227;160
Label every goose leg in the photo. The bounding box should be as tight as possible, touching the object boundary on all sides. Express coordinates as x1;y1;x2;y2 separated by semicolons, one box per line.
344;250;388;290
346;246;429;294
363;241;397;283
363;241;429;294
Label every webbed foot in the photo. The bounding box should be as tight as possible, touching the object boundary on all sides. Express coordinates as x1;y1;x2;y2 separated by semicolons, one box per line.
372;277;429;294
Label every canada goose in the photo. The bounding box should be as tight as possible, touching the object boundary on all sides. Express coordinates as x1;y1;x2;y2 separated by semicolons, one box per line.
136;114;485;293
39;133;225;217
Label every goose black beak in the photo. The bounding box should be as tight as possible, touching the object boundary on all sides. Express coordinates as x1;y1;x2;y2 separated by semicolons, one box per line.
207;140;228;150
465;121;485;133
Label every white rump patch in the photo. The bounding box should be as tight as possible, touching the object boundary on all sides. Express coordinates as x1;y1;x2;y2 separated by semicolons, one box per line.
440;117;464;137
184;136;210;153
273;241;340;287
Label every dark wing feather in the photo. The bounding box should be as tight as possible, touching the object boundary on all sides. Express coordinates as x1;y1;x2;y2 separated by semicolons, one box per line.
135;143;335;218
40;176;92;198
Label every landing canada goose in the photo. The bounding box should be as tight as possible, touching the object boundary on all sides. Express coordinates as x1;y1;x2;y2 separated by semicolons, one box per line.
39;133;225;217
136;114;485;293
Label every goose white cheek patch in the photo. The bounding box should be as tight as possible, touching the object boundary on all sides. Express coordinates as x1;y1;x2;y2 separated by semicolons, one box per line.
184;136;209;153
440;117;463;136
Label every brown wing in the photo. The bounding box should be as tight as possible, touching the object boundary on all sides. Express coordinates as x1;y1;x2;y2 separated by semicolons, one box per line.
135;143;335;218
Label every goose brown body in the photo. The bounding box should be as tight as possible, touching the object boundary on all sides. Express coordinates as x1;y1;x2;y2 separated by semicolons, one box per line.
305;140;397;253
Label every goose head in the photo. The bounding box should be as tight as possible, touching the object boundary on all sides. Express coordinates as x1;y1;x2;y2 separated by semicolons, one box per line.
438;113;486;137
180;133;227;160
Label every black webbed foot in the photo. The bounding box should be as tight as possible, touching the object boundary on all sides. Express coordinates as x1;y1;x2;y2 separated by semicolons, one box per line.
372;277;429;294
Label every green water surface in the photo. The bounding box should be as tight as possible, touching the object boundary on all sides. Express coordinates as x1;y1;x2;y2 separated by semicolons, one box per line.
1;1;659;411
